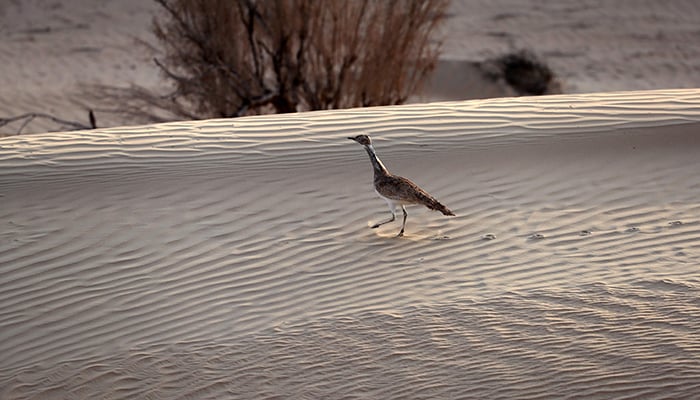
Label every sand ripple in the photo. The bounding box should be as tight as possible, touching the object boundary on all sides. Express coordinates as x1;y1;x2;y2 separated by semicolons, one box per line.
2;89;700;398
2;285;699;399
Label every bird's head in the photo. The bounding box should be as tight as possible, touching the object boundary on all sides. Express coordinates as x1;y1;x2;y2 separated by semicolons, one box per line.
347;134;372;146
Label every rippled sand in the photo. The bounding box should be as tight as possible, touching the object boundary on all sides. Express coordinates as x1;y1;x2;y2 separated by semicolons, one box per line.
1;89;700;399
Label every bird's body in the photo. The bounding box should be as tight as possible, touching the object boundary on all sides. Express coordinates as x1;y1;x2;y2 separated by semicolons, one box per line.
348;134;454;236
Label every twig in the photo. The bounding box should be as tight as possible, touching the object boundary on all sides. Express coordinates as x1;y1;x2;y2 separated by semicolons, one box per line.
89;110;97;129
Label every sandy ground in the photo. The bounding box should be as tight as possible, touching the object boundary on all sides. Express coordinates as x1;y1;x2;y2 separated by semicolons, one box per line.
2;89;700;398
2;1;700;399
1;0;700;133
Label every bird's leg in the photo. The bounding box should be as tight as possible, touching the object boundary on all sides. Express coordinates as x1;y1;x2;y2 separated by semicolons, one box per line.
371;200;396;229
397;205;408;237
371;212;395;229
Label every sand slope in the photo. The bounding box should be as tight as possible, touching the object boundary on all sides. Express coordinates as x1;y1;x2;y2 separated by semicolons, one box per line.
442;0;700;93
0;0;161;135
1;89;700;398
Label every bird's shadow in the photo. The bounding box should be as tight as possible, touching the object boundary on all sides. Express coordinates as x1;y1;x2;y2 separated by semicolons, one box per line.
370;226;452;241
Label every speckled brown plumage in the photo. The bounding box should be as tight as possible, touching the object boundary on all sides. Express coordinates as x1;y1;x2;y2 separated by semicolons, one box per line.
348;134;454;236
374;174;455;216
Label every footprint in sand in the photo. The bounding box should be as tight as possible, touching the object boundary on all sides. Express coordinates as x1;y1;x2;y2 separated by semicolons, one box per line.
579;230;592;236
625;227;640;233
481;233;496;241
528;233;545;240
431;235;451;241
669;220;683;226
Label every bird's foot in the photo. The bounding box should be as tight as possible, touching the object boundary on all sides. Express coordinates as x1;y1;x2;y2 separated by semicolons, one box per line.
396;230;404;237
371;224;380;229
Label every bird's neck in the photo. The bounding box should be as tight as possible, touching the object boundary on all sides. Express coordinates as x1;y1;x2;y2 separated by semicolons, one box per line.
364;144;389;176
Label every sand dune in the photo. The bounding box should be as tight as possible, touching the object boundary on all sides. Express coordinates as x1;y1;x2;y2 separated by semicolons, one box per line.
2;89;700;399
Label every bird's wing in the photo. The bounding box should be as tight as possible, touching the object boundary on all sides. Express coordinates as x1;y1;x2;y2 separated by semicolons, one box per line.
376;175;454;215
376;175;435;203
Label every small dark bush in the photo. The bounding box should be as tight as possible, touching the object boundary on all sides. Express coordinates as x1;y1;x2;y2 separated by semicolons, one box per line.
497;51;556;95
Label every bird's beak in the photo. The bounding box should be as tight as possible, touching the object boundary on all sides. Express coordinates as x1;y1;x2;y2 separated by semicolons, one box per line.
347;137;355;141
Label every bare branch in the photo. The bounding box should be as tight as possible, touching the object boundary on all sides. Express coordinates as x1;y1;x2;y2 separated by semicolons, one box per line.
0;112;95;135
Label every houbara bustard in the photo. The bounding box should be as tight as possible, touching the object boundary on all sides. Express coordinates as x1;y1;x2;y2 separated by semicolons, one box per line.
348;134;455;236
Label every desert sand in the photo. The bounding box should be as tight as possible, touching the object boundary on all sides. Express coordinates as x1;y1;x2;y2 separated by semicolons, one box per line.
2;1;700;399
2;89;700;398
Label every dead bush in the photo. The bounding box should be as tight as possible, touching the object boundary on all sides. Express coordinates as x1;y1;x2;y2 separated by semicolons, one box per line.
95;0;448;122
495;50;557;96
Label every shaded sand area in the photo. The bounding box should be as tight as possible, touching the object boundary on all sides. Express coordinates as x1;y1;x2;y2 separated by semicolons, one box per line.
440;0;700;94
2;89;700;398
0;0;160;135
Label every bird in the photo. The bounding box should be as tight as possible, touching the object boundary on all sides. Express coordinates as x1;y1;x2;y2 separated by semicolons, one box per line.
348;134;455;236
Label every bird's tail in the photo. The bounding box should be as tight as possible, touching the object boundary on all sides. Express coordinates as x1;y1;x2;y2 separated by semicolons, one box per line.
423;196;455;216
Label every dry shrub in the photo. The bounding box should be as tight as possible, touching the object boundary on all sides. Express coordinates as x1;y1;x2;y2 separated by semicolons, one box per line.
495;50;557;96
97;0;448;122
